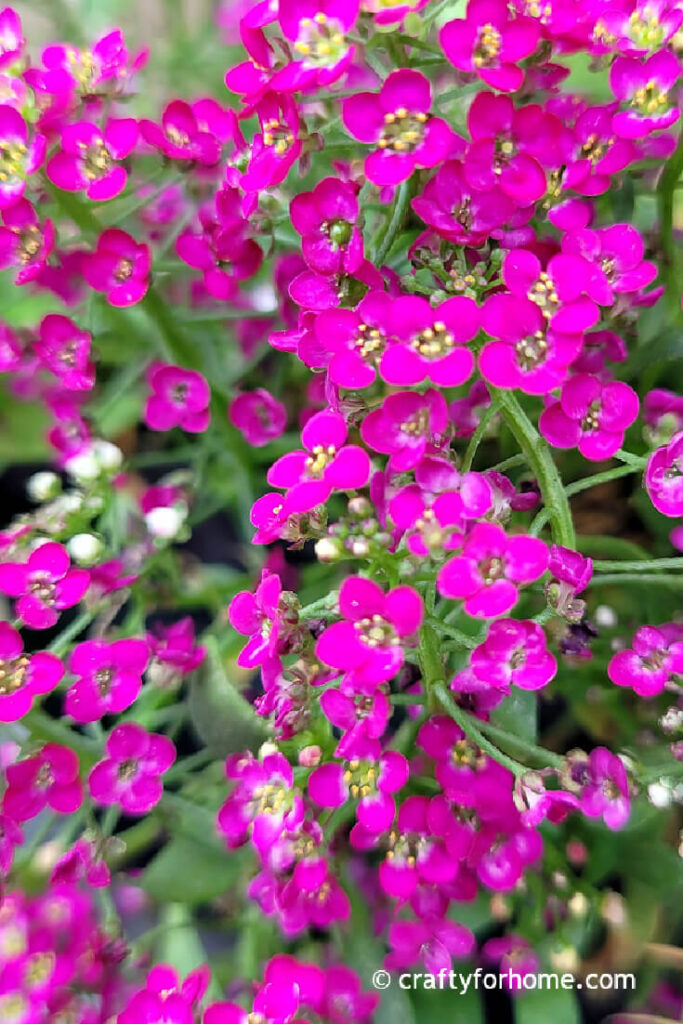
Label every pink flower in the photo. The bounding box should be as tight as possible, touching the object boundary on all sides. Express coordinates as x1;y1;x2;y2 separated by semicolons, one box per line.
0;8;23;69
572;748;630;830
608;624;683;697
361;389;449;472
50;836;111;888
610;50;680;138
546;544;593;621
373;795;459;898
2;743;83;821
229;569;286;669
562;224;657;303
276;0;359;90
84;228;151;306
0;322;21;371
119;965;210;1024
65;637;149;723
0;105;46;209
140;98;238;164
308;743;409;833
386;915;474;973
290;177;363;276
480;292;582;395
463;619;557;691
564;104;637;195
34;314;95;392
440;0;539;93
437;523;548;618
230;389;287;446
88;723;176;815
412;160;515;245
502;248;600;333
0;622;64;722
342;70;455;186
242;93;302;191
267;410;370;513
39;29;134;97
315;576;423;686
0;812;23;875
46;118;138;201
0;542;89;630
217;750;304;852
539;373;639;461
308;290;394;389
646;431;683;516
0;198;55;284
144;363;211;433
380;295;479;387
146;618;206;678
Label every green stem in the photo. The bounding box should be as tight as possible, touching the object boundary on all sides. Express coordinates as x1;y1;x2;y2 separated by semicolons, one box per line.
493;388;575;548
657;120;683;310
592;557;683;572
47;611;94;655
372;179;413;265
589;573;683;588
564;462;644;498
417;621;445;709
460;400;499;472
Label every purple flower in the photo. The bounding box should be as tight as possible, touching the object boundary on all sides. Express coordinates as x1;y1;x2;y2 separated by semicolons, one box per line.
84;227;151;306
573;748;630;830
308;290;394;389
343;69;455;186
546;544;593;621
144;362;211;433
276;0;359;91
608;624;683;697
46;118;138;201
503;248;600;333
242;93;302;191
2;743;83;822
88;722;175;815
645;430;683;516
0;621;64;723
0;198;55;284
65;637;149;723
539;372;639;461
361;389;450;472
480;293;582;395
375;795;459;898
440;0;539;93
0;8;23;69
389;485;466;558
308;744;409;833
290;177;363;275
230;388;287;447
564;104;637;195
380;295;479;387
320;684;391;757
34;314;95;392
610;50;680;138
0;104;46;209
315;576;423;686
0;541;90;630
437;523;548;618
267;410;370;513
562;223;657;304
146;618;206;679
140;98;238;165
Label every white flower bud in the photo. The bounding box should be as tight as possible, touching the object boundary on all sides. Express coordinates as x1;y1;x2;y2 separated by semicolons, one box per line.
65;441;123;483
145;505;186;539
94;440;124;472
259;741;279;759
27;471;61;503
648;781;672;808
595;604;617;628
315;537;342;563
67;533;103;566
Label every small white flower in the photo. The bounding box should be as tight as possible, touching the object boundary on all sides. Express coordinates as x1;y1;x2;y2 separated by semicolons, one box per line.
67;533;103;566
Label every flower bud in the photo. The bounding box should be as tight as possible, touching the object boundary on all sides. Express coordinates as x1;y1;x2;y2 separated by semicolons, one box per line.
315;536;343;562
27;471;61;503
298;745;322;767
145;505;186;539
67;533;103;566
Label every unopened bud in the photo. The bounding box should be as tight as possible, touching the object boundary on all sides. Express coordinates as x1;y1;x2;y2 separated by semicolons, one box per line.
27;471;61;503
145;505;186;539
315;537;343;563
67;533;103;566
298;745;322;767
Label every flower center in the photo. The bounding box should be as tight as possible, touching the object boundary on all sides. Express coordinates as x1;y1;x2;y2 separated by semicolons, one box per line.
580;133;606;164
262;118;295;155
627;6;665;48
0;140;28;184
172;383;188;404
415;508;449;551
0;655;29;696
80;139;113;180
115;258;133;281
601;256;616;281
19;224;42;265
324;218;353;248
0;994;28;1023
473;23;502;67
411;320;455;360
67;48;97;91
343;758;377;798
354;613;399;648
36;763;54;789
400;408;429;436
29;572;56;606
354;323;385;363
451;738;486;768
166;125;191;148
251;782;289;816
527;272;560;318
386;827;426;865
524;0;553;21
24;951;55;988
515;331;548;371
293;12;348;67
379;108;428;154
95;668;114;696
305;444;336;477
480;556;504;583
631;79;670;114
59;341;80;368
581;400;602;432
117;758;138;781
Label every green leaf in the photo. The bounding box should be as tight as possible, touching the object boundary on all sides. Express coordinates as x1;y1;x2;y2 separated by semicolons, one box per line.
188;636;267;756
156;903;222;1000
411;981;483;1024
515;980;581;1024
141;833;245;905
491;688;538;744
0;387;50;463
344;932;417;1024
